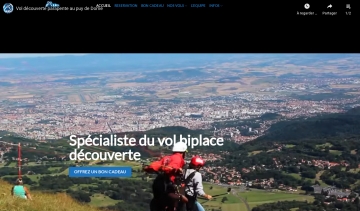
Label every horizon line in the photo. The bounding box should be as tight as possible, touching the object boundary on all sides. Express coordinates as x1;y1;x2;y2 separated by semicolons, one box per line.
0;54;88;59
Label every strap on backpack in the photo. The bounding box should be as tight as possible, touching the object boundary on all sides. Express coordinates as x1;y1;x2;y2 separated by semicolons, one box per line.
183;169;198;196
182;170;199;211
184;170;197;186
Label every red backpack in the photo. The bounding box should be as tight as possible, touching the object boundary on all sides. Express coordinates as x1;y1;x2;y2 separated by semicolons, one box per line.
144;155;172;174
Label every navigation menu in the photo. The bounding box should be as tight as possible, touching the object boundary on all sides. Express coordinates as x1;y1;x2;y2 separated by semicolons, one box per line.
113;3;223;8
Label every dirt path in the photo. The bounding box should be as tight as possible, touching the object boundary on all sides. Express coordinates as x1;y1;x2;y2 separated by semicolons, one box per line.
234;192;250;211
89;160;100;165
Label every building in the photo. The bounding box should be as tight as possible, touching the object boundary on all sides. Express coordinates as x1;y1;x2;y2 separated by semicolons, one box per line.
311;185;323;194
311;185;351;198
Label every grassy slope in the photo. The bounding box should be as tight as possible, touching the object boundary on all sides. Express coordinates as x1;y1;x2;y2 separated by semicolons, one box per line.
0;180;106;211
0;178;315;211
199;183;314;211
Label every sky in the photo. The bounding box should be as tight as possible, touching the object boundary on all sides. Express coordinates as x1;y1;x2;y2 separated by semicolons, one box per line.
0;54;87;58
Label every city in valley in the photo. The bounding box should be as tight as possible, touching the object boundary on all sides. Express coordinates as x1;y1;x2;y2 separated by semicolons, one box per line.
0;54;360;211
0;54;359;142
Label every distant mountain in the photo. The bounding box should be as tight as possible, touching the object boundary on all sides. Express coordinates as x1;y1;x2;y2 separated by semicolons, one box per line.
0;54;359;76
127;68;210;82
255;107;360;142
0;54;233;75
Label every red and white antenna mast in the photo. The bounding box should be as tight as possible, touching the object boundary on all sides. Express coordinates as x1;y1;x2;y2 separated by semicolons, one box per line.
18;143;22;179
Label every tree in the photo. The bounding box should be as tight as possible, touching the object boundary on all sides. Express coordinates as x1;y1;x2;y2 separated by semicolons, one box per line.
288;166;300;173
71;191;91;203
301;171;316;179
301;180;313;192
349;193;357;199
354;197;360;210
221;197;228;203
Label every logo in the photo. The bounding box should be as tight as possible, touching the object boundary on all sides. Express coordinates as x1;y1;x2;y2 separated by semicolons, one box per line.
45;1;59;8
3;3;13;14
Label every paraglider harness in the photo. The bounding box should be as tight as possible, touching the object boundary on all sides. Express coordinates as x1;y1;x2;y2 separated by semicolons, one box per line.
151;169;198;211
181;169;199;211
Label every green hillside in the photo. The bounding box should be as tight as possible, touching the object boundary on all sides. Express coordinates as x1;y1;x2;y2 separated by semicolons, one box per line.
255;108;360;142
